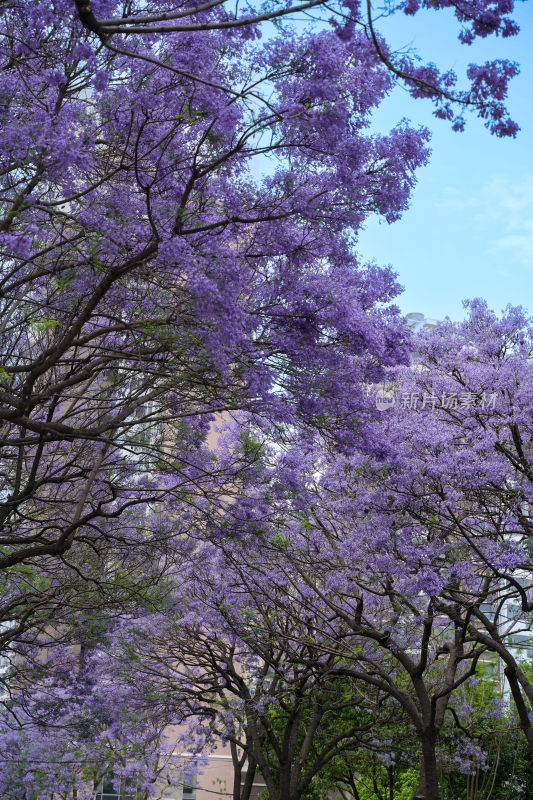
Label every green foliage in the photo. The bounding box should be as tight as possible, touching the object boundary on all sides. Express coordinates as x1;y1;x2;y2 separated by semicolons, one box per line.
33;317;60;331
353;763;418;800
268;532;291;548
240;429;265;461
438;732;533;800
436;666;533;800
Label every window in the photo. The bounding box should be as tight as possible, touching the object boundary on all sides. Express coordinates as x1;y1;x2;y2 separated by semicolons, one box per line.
182;765;197;800
511;633;531;646
507;603;522;619
95;775;137;800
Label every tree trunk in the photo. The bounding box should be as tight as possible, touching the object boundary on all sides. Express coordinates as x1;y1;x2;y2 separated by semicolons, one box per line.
505;666;533;756
240;760;258;800
414;733;439;800
232;758;242;800
278;765;291;800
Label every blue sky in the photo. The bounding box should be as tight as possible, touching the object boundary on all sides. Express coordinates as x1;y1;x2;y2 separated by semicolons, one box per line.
358;1;533;321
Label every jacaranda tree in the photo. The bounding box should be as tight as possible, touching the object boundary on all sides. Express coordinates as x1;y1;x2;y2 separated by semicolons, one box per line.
0;0;526;795
0;0;427;646
373;302;533;758
221;302;533;799
1;303;532;796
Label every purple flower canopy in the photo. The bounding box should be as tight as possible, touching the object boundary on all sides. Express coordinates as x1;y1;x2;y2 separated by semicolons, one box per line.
0;0;526;797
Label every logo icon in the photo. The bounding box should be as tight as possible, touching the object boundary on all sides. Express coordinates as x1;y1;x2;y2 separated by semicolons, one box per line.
376;388;395;412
